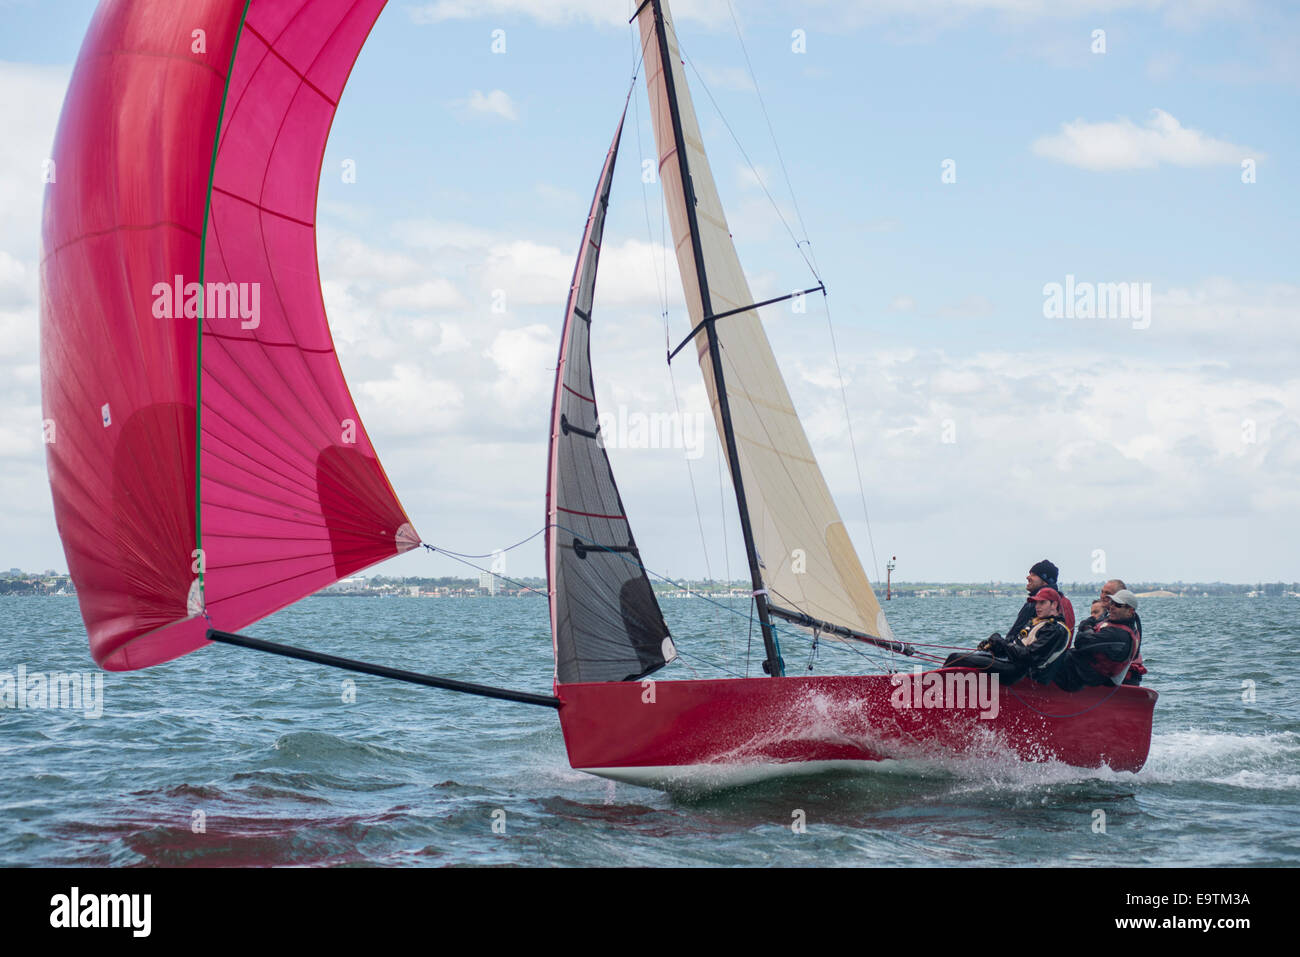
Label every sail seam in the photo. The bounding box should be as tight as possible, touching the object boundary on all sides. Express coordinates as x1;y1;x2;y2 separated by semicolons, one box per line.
211;184;315;228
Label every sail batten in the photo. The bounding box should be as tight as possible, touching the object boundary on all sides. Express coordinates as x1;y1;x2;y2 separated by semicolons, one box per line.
637;0;890;645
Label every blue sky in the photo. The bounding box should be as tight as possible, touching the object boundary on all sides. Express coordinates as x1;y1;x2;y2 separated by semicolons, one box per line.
2;0;1297;586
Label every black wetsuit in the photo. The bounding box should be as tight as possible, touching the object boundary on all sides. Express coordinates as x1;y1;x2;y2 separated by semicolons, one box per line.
1051;616;1141;691
1074;611;1145;685
945;616;1071;685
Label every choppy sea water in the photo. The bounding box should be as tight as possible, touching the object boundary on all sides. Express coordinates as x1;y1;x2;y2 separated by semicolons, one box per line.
1;593;1296;866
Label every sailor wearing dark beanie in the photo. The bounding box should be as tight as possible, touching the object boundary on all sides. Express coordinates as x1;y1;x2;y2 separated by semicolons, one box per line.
1006;559;1075;640
1030;560;1059;587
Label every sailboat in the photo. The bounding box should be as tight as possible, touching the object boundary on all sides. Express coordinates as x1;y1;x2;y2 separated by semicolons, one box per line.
40;0;1155;795
545;0;1156;788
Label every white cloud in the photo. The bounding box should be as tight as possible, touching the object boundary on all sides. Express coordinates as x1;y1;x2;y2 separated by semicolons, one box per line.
1149;278;1300;341
324;234;426;283
484;324;556;409
1032;108;1257;170
360;364;465;433
377;278;467;311
0;62;67;258
432;321;472;354
481;240;570;304
391;219;501;253
888;295;915;312
464;89;518;121
0;250;29;309
0;61;66;504
796;344;1300;534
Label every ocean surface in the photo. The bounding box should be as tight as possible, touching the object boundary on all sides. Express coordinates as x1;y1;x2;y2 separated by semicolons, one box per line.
1;593;1296;867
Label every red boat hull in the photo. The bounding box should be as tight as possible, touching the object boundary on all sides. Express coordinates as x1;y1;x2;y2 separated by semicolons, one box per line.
556;670;1157;790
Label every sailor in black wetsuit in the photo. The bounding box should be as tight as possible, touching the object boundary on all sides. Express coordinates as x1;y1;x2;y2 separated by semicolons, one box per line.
1053;589;1144;691
1005;559;1076;639
944;588;1072;685
1098;579;1144;653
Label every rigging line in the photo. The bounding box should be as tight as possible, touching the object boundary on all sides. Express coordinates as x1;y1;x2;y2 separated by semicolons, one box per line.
421;528;547;561
632;18;712;585
745;600;754;678
664;20;887;607
779;621;904;672
667;357;715;583
707;294;884;592
822;294;882;582
420;543;548;599
668;13;884;594
449;519;734;680
766;581;896;673
667;283;825;362
667;30;818;282
720;1;880;584
632;17;671;317
724;0;818;273
676;647;743;679
711;450;733;668
552;523;889;673
716;422;732;607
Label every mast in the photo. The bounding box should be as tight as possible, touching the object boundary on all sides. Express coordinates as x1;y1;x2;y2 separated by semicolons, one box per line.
648;0;783;677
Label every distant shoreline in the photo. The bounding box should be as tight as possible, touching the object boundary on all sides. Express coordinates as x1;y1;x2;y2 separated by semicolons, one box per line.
6;579;1296;600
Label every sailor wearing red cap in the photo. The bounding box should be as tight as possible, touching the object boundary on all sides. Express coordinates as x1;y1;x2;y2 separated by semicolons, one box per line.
945;587;1071;685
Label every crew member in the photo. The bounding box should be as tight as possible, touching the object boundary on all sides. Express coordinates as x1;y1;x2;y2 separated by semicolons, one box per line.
946;587;1071;685
1052;589;1144;690
1006;559;1076;639
1095;578;1144;682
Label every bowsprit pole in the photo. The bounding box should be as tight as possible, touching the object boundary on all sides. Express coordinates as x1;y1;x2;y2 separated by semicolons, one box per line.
206;629;561;708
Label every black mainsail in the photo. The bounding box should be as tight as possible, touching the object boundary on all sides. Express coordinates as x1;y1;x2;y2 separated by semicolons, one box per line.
545;112;676;686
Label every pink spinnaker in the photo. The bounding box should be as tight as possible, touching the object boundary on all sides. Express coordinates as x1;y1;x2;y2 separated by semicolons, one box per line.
40;0;415;671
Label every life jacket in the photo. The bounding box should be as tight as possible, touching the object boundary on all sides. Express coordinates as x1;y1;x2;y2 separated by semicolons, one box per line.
1127;619;1146;681
1022;617;1070;667
1090;620;1140;685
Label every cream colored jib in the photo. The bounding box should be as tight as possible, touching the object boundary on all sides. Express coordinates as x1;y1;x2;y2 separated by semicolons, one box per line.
636;0;890;641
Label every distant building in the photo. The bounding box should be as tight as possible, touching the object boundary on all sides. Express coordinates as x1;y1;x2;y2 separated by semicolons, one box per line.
321;576;369;595
479;571;498;596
